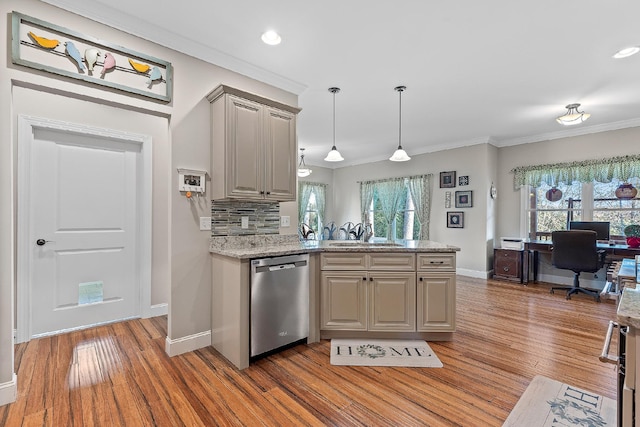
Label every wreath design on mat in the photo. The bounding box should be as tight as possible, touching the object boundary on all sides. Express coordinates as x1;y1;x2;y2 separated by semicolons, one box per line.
357;344;386;359
547;398;607;427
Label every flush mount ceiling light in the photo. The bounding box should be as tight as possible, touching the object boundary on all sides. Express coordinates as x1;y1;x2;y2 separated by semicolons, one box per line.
556;103;591;126
613;46;640;59
389;85;411;162
324;87;344;162
261;30;281;45
297;148;312;177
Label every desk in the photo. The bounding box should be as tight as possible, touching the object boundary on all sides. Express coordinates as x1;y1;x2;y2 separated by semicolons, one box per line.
523;240;640;284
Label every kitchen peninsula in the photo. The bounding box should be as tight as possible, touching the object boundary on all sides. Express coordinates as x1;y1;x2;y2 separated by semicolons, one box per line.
210;235;460;369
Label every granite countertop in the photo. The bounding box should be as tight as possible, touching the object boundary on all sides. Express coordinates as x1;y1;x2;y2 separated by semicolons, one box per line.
617;287;640;329
210;235;460;260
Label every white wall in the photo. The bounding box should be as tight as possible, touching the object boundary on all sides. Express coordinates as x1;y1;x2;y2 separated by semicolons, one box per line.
331;143;497;276
0;0;299;399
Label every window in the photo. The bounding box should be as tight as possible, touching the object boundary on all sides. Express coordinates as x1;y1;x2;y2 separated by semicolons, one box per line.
365;181;421;240
526;178;640;240
298;182;326;237
514;155;640;240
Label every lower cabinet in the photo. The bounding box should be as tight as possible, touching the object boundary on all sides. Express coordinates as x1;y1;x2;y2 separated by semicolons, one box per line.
320;252;456;334
417;272;456;331
320;270;416;331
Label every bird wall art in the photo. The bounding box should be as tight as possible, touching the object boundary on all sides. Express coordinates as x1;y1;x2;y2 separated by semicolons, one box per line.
14;12;172;102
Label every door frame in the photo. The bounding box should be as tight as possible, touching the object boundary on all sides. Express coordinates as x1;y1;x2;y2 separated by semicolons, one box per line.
16;115;153;343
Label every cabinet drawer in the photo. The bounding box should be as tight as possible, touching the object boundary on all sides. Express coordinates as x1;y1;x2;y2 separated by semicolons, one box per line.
417;253;456;271
368;253;415;271
493;249;523;282
320;253;367;270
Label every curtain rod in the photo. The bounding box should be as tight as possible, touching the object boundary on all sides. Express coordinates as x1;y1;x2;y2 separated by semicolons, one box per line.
357;173;432;184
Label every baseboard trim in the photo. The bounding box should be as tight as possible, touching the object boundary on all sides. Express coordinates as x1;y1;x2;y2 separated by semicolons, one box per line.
456;268;489;279
0;374;17;406
165;330;211;357
148;303;168;318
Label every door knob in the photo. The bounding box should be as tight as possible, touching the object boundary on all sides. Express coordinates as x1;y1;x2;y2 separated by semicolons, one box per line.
36;239;53;246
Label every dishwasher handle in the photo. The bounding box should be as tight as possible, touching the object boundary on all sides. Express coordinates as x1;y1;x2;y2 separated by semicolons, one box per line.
599;320;619;364
254;260;307;274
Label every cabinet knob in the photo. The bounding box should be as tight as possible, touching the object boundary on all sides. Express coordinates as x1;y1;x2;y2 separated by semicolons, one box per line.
266;191;271;195
260;191;265;195
419;277;423;282
503;266;510;272
363;277;367;281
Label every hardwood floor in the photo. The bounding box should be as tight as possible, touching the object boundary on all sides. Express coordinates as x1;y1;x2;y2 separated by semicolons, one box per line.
0;276;619;426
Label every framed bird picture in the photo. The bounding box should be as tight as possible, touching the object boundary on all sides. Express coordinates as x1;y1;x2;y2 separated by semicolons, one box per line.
11;12;173;102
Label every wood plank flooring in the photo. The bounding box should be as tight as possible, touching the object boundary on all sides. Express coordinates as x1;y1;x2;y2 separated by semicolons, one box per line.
0;276;620;426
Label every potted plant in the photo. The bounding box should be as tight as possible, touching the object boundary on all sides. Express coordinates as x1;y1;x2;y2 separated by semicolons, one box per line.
624;224;640;248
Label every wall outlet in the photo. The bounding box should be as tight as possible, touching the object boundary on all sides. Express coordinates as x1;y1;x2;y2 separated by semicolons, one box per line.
241;216;249;229
280;216;290;227
199;217;211;231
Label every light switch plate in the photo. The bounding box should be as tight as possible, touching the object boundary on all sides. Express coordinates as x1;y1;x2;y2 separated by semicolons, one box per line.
280;216;290;227
199;217;211;231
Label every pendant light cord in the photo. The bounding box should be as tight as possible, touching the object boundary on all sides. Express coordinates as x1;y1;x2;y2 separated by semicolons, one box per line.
398;88;402;149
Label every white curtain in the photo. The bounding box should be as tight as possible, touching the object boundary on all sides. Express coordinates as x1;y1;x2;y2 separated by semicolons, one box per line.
408;174;432;240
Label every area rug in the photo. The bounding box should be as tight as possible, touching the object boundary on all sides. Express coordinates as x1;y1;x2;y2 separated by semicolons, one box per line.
502;375;616;427
330;339;443;367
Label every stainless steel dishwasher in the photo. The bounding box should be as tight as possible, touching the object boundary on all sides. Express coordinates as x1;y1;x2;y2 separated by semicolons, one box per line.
250;253;309;358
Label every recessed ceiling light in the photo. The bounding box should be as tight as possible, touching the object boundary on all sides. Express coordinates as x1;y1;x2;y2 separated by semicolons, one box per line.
613;46;640;59
261;30;281;46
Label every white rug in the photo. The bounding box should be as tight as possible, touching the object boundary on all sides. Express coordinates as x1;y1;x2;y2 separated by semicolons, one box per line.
503;375;616;427
330;339;443;367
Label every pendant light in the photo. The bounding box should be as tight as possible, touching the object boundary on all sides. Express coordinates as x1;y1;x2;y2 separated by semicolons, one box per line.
324;87;344;162
389;85;411;162
556;103;591;126
297;148;312;177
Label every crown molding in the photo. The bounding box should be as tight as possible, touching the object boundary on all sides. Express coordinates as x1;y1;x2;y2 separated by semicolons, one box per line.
40;0;307;95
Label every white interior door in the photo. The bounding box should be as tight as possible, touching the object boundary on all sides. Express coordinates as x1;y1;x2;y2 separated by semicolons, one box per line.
24;124;143;338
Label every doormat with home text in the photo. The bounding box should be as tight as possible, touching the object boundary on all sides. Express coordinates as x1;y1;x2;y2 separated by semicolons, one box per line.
330;339;443;367
502;375;616;427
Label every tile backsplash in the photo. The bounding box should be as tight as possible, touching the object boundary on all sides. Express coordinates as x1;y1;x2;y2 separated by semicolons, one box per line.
211;200;280;236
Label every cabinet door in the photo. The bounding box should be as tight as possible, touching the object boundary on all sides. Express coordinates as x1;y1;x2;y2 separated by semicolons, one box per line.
225;95;264;199
368;272;416;331
320;271;367;330
417;272;456;332
264;106;296;201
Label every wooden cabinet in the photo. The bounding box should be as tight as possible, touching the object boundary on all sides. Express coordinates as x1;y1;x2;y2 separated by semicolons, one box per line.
320;253;416;331
320;252;455;335
416;254;456;332
207;85;301;201
493;249;524;283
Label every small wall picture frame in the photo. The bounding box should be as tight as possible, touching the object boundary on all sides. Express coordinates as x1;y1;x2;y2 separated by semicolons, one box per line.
440;171;456;188
445;191;451;208
459;175;469;186
455;190;473;208
447;211;464;228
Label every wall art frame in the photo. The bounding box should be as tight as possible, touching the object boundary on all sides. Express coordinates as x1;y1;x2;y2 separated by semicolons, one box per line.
445;191;451;208
447;211;464;228
11;11;173;103
440;171;456;188
459;175;469;186
455;190;473;208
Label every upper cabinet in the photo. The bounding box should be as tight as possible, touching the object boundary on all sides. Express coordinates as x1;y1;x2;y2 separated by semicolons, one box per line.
206;85;301;201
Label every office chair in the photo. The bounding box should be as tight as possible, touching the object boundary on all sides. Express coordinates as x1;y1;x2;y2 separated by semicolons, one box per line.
549;230;606;302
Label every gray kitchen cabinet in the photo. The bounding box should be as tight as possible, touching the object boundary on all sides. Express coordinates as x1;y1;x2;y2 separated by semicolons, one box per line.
416;253;456;332
320;253;417;332
207;84;301;201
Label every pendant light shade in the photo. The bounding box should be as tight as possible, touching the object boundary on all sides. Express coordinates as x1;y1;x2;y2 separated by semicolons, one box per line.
297;148;312;177
389;85;411;162
324;87;344;162
556;103;591;126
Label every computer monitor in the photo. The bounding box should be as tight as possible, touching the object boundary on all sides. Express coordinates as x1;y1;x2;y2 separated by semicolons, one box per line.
568;221;610;241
